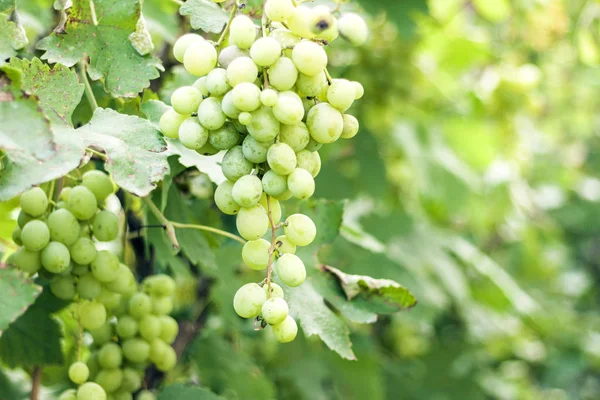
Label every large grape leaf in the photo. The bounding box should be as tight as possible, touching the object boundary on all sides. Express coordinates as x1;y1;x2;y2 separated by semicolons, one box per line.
36;0;162;97
159;384;224;400
0;14;26;67
179;0;229;34
0;268;42;336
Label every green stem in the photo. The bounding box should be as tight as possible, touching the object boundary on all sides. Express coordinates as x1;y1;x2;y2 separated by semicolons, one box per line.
87;148;107;159
264;195;277;297
324;67;333;85
78;61;98;111
171;222;246;244
142;197;180;249
216;2;239;47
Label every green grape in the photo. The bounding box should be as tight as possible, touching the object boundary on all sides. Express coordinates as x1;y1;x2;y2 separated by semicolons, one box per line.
137;390;156;400
197;97;226;130
276;253;306;287
90;322;114;347
262;170;288;197
97;289;121;311
273;91;304;125
267;143;297;175
77;382;107;400
105;264;137;295
230;15;257;50
232;82;261;112
60;187;72;201
98;342;123;369
94;368;123;393
59;389;77;400
173;33;204;63
301;97;314;119
291;41;327;76
91;250;120;283
238;112;252;125
296;149;321;177
68;361;90;384
120;367;142;393
250;37;282;67
218;45;249;69
232;175;263;207
306;102;343;144
68;186;98;220
352;81;364;99
261;297;289;325
10;248;41;274
327;79;356;111
222;146;253;182
242;135;270;163
287;168;315;199
226;56;259;87
21;220;50;251
179;118;209;150
82;171;114;202
77;272;102;300
159;316;179;344
93;210;119;242
123;339;150;363
192;76;209;97
340;114;359;139
159;109;188;139
233;283;267;318
116;315;139;339
81;301;107;330
12;226;22;246
139;315;161;341
279;122;310;152
148;338;170;364
183;41;217;76
236;204;269;240
171;86;203;115
267;57;298;91
86;353;101;380
338;13;368;46
114;391;134;400
272;315;298;343
258;194;282;224
47;208;80;245
151;296;173;315
263;282;284;298
247;106;280;142
284;214;316;246
221;91;242;120
275;235;296;254
20;187;48;217
265;0;294;22
155;344;177;372
143;274;176;297
17;210;36;228
269;28;301;49
297;71;327;97
260;88;279;107
205;68;231;95
197;141;220;156
312;6;338;42
287;5;316;39
242;238;271;270
50;275;76;300
214;180;241;215
209;122;240;150
129;292;152;319
41;241;71;273
72;263;89;276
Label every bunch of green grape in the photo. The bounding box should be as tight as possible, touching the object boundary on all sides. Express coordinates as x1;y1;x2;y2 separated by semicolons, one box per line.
158;0;366;343
59;274;178;400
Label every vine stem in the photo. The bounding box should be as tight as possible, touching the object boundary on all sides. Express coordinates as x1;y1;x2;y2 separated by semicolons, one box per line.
78;60;98;111
265;195;277;297
216;2;239;47
324;67;333;85
86;148;107;159
30;366;41;400
171;222;246;245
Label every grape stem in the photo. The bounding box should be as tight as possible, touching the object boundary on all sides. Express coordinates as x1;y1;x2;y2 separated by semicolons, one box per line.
216;2;239;47
30;366;41;400
324;67;333;85
86;148;107;159
78;59;98;111
265;195;277;297
171;222;246;244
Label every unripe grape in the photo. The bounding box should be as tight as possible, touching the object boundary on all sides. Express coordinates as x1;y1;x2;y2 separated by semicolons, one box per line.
68;361;90;384
292;41;327;77
338;13;368;46
222;146;253;182
197;141;220;156
82;170;114;202
20;187;48;217
50;275;76;300
67;186;98;220
143;274;176;297
77;273;102;300
197;97;226;130
120;368;143;393
232;175;263;207
352;81;364;99
296;149;321;177
137;390;156;400
273;91;304;125
12;226;22;246
77;382;107;400
47;208;80;246
94;368;123;393
171;86;202;115
117;316;139;339
98;342;123;369
267;143;297;175
307;102;343;144
230;15;257;49
97;288;121;311
242;135;270;163
232;82;261;112
179;118;209;149
89;321;113;346
233;283;267;318
105;264;137;295
139;315;161;341
218;45;249;69
287;6;316;39
114;391;134;400
264;282;284;298
287;168;315;199
341;114;359;139
183;41;217;76
71;264;89;276
173;33;203;63
129;292;152;319
155;344;177;372
242;238;271;270
236;204;269;240
262;297;289;324
205;68;231;96
284;214;316;246
80;301;107;330
275;235;296;254
272;315;298;343
214;180;241;215
91;250;120;283
265;0;294;22
297;71;327;97
93;210;119;242
279;122;310;152
262;170;288;197
267;57;298;91
123;339;150;363
159;109;187;139
192;76;210;97
41;241;71;273
9;248;41;274
276;253;306;287
250;37;282;67
159;316;179;344
258;194;282;224
238;112;252;125
260;89;279;107
327;79;356;111
151;295;173;315
209;122;240;150
21;220;49;251
226;57;259;87
247;106;280;142
17;210;35;229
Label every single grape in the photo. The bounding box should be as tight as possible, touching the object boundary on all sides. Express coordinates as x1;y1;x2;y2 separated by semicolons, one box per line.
242;135;270;163
173;33;203;63
183;41;217;76
11;226;22;246
91;250;120;283
260;88;279;107
105;264;137;295
261;297;289;325
129;292;152;319
279;122;310;152
265;0;294;21
250;37;282;67
352;81;364;99
232;82;261;112
269;28;301;49
258;194;282;224
226;56;259;87
232;175;263;207
262;170;288;197
267;57;298;91
287;6;316;39
314;10;338;42
197;141;220;156
120;368;143;393
68;361;90;384
97;289;121;311
92;210;119;242
192;76;210;97
151;295;173;315
113;391;134;400
230;15;257;49
272;315;298;343
117;315;139;339
67;186;98;220
47;208;80;246
284;214;316;246
20;187;48;217
159;109;187;139
20;220;50;251
247;106;280;142
214;180;241;215
273;91;304;125
263;282;285;298
275;235;296;254
276;253;306;287
205;68;231;96
50;275;76;300
94;368;123;393
338;13;368;46
41;241;71;273
77;382;107;400
159;316;179;344
218;45;250;69
17;210;35;229
143;274;176;297
275;190;293;200
72;263;89;276
137;390;156;400
306;102;344;144
297;71;327;97
242;238;271;270
171;86;203;115
327;79;356;111
222;146;253;182
287;168;315;200
296;149;321;177
155;344;177;372
123;339;150;363
197;97;226;130
80;301;107;330
209;122;241;150
292;41;327;77
82;170;114;202
267;143;297;175
89;321;113;347
179;118;209;149
341;114;359;139
233;283;267;318
139;315;161;341
10;248;41;274
59;389;77;400
77;273;102;300
98;342;123;369
236;204;269;240
238;111;252;125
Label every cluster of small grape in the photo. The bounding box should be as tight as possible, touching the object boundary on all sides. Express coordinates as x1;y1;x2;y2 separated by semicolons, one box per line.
59;275;178;400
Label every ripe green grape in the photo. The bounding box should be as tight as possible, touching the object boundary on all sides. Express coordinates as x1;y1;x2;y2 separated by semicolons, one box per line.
276;253;306;287
120;367;143;393
250;37;282;67
155;344;177;372
197;97;226;130
242;238;271;270
50;275;76;300
105;264;137;295
261;297;289;325
265;0;294;22
20;187;48;217
226;57;259;87
89;322;113;346
312;6;339;42
143;274;176;297
59;187;72;201
77;273;102;300
97;289;121;311
258;194;282;224
338;13;368;46
209;122;240;150
269;28;300;49
192;76;210;96
275;190;293;201
91;250;120;283
238;111;252;125
205;68;231;95
67;186;98;220
68;361;90;384
98;342;123;369
352;81;364;99
222;146;253;182
173;33;203;63
179;118;209;150
267;57;298;91
171;86;202;115
267;143;297;175
183;41;217;76
242;135;270;163
297;71;327;97
17;210;36;229
159;316;179;344
77;382;107;400
218;45;249;69
129;292;152;319
236;204;269;240
341;114;359;139
113;391;134;400
214;180;241;215
262;170;288;197
80;301;107;330
151;296;173;316
123;338;150;363
287;168;315;200
272;315;298;343
197;141;220;156
264;282;284;298
82;170;114;202
47;208;80;246
292;41;327;76
275;235;296;254
306;102;344;144
58;389;77;400
232;82;261;112
20;220;50;251
233;283;267;318
287;6;316;39
139;315;161;341
41;241;71;273
327;79;356;111
279;122;310;152
92;210;119;242
221;91;242;120
10;248;41;274
260;88;279;107
284;214;316;246
159;109;187;139
273;91;304;125
247;106;280;142
117;316;139;339
12;226;22;246
232;175;263;207
229;15;257;50
296;149;321;177
94;368;123;393
137;390;156;400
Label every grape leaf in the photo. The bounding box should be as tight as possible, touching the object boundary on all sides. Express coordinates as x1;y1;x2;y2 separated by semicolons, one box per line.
36;0;163;97
0;14;26;66
357;0;428;38
180;0;229;34
158;384;224;400
0;0;14;13
0;268;42;336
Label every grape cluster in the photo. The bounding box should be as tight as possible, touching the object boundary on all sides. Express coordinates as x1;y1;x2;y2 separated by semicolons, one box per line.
158;1;366;342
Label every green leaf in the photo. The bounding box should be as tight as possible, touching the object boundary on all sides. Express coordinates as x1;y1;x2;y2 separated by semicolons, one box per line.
37;0;163;97
158;384;224;400
356;0;428;38
0;268;42;335
0;1;15;13
0;14;26;66
180;0;229;34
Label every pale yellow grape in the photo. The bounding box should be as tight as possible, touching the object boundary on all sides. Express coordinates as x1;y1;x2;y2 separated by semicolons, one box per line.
68;361;89;384
205;68;231;96
173;33;203;63
10;248;41;274
81;170;113;202
128;292;152;319
247;106;280;142
233;283;267;318
183;41;217;76
338;13;368;46
117;315;138;339
222;146;253;182
230;15;257;49
238;112;252;125
120;368;142;393
226;57;259;86
267;142;297;175
218;45;249;69
276;253;306;287
275;235;296;254
296;71;327;97
309;5;335;34
260;88;279;107
262;170;288;197
287;6;316;39
197;97;226;130
192;77;209;97
96;289;121;311
287;168;315;199
267;57;298;91
352;81;364;99
179;118;209;149
122;338;150;363
197;141;220;156
67;185;98;220
273;91;304;125
327;79;356;111
341;114;359;139
318;18;339;43
59;389;76;400
77;272;102;300
269;28;301;54
279;122;310;151
215;180;241;215
21;220;49;251
292;40;327;76
242;135;270;163
159;109;187;139
232;175;263;207
284;214;316;246
236;204;269;240
265;0;294;22
232;82;261;112
221;91;242;119
250;37;282;67
272;315;298;343
264;282;284;298
171;86;202;114
80;301;107;330
77;382;107;400
295;149;321;177
242;238;271;270
88;322;113;346
258;193;282;224
306;102;343;144
262;297;289;325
